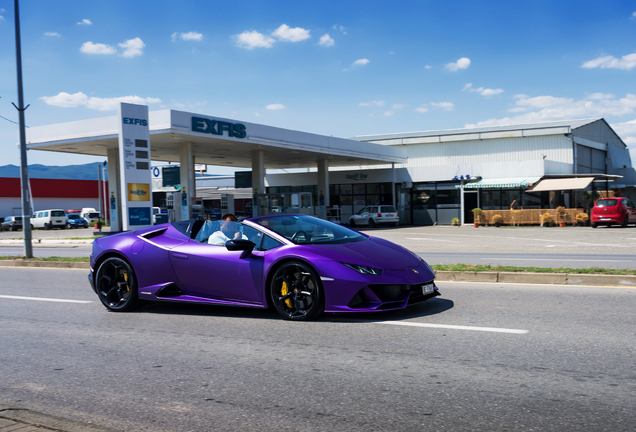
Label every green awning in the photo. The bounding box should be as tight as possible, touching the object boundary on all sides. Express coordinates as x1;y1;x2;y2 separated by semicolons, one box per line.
456;176;542;189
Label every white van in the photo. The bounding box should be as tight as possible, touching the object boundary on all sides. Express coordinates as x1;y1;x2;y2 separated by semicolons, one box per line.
81;208;101;223
32;209;67;230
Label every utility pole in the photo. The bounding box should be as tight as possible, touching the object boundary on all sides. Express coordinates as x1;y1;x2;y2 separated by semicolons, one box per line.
13;0;33;258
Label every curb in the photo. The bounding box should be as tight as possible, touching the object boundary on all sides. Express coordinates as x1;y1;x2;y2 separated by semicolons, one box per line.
0;260;89;269
435;271;636;287
0;405;119;432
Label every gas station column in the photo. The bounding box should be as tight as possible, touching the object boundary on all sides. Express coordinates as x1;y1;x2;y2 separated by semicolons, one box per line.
106;148;121;231
317;158;330;208
180;142;195;219
252;150;265;194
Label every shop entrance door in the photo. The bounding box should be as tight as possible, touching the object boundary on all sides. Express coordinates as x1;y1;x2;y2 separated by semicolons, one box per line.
464;191;478;223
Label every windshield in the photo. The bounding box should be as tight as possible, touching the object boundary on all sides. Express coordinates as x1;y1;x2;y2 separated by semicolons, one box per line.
88;212;100;218
252;215;367;245
68;214;81;219
51;211;65;217
596;199;618;207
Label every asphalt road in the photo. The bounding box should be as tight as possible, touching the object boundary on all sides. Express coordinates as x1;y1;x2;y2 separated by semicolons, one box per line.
2;225;636;269
1;268;635;431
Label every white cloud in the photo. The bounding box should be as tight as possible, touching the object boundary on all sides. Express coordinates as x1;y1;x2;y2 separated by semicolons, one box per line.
359;101;384;107
415;106;429;113
40;92;161;111
445;57;470;71
318;34;334;47
119;38;145;58
80;42;116;55
431;102;455;111
333;24;347;35
77;19;92;25
0;16;4;22
463;83;504;97
172;31;203;42
581;53;636;70
383;111;394;116
631;11;636;20
392;104;408;109
464;93;636;128
272;24;310;42
44;32;61;37
353;58;370;66
266;104;287;110
255;112;263;117
234;30;275;49
425;65;432;69
588;92;614;100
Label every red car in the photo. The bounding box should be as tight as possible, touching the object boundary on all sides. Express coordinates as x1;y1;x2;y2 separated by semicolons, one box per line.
591;197;636;228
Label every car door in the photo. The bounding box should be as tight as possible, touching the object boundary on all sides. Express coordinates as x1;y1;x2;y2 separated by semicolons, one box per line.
353;207;371;225
625;199;636;222
168;224;265;304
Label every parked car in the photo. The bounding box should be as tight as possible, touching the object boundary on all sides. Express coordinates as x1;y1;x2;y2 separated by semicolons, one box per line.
349;205;399;228
66;213;89;229
32;209;67;230
88;214;439;320
1;216;22;231
591;197;636;228
81;208;101;223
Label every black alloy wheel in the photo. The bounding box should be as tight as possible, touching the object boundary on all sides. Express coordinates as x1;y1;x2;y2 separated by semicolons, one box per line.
95;257;139;312
270;261;323;320
67;223;72;229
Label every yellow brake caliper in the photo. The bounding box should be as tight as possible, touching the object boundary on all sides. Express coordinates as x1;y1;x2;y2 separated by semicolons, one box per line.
281;281;293;308
122;270;129;292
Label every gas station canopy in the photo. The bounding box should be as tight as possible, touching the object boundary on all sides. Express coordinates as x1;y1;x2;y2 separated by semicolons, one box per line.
25;109;407;169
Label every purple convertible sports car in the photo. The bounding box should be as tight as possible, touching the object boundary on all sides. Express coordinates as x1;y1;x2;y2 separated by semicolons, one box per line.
88;214;439;320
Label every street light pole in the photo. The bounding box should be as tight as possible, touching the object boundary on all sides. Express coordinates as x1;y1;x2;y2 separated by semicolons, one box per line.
13;0;33;258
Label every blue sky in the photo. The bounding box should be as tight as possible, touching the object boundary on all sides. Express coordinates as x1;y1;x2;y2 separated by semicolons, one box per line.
1;0;636;170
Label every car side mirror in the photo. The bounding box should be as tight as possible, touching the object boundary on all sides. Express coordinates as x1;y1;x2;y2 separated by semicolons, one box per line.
225;239;255;252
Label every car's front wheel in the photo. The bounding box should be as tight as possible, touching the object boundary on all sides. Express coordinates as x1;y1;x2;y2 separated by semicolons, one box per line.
95;257;139;312
270;261;323;320
349;219;356;227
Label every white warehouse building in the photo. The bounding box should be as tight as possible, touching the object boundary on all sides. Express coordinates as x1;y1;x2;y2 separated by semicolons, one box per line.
265;118;636;225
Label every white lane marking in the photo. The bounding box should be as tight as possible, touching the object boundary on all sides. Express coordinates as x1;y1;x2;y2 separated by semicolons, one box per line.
0;295;92;304
374;320;528;334
406;238;462;243
479;258;633;262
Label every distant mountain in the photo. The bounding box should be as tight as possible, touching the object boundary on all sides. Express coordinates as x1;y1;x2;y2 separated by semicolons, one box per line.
0;163;108;180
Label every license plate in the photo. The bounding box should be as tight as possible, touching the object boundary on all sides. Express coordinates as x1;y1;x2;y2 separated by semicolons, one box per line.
422;283;435;294
600;217;611;221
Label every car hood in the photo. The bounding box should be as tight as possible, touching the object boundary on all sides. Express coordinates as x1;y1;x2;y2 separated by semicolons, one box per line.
300;237;422;269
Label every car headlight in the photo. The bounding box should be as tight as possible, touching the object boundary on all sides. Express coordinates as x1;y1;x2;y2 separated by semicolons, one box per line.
342;262;383;275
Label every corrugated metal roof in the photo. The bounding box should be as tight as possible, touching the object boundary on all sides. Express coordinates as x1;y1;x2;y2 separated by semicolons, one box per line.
457;176;542;189
352;119;600;142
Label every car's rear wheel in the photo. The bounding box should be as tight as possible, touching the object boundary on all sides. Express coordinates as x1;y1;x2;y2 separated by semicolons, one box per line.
270;261;323;321
591;222;598;228
95;257;139;312
9;226;15;232
369;218;377;228
622;216;628;228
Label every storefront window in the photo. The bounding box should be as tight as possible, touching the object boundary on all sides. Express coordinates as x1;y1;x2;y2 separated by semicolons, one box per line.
352;184;365;194
501;190;521;209
481;190;501;210
436;185;459;208
340;184;352;195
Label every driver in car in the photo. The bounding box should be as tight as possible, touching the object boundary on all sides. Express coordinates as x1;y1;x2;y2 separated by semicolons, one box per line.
208;214;247;245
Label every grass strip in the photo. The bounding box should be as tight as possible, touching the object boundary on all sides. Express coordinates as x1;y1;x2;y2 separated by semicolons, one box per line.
0;256;90;263
431;263;636;276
